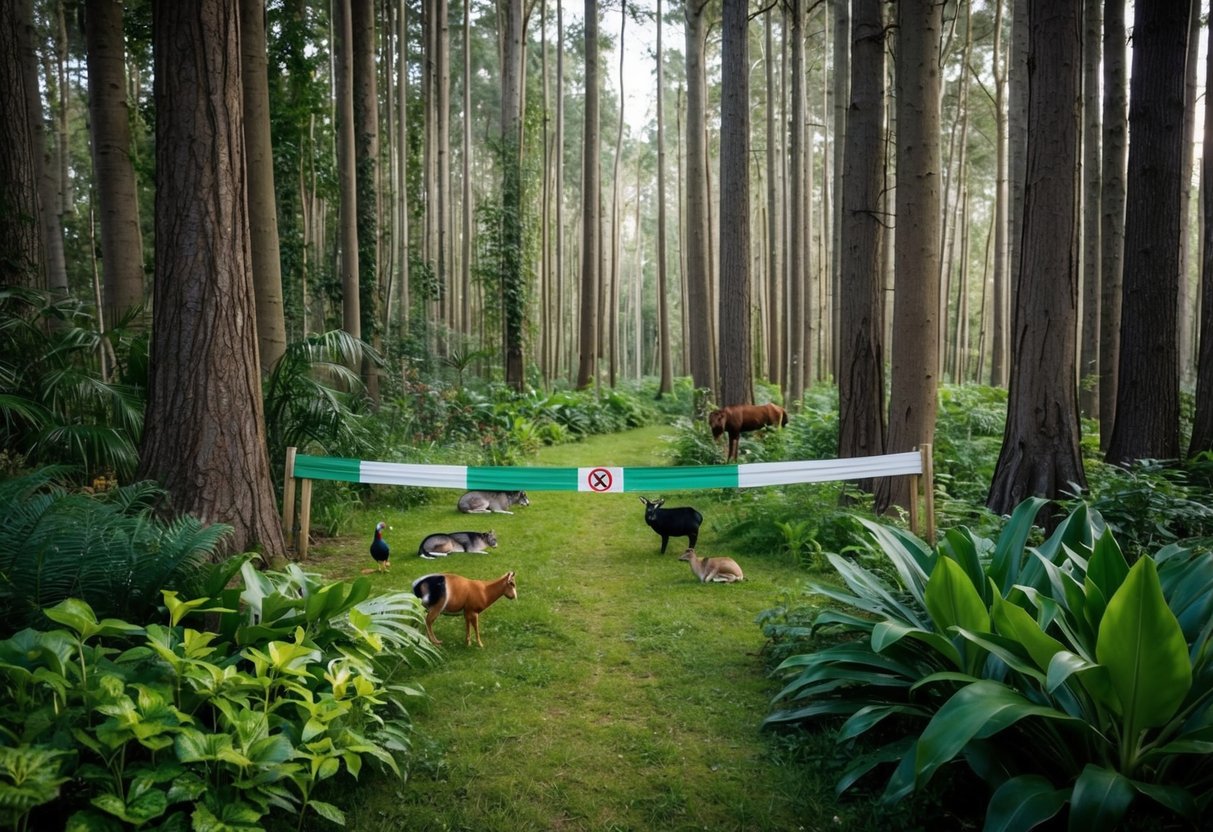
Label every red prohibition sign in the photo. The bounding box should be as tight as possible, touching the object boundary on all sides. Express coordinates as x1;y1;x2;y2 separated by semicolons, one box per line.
587;467;613;492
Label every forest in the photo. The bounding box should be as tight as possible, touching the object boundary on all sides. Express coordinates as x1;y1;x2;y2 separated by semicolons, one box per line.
2;0;1213;830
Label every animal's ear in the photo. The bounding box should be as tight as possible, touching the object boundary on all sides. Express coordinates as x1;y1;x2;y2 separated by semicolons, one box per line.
655;499;665;507
639;496;650;506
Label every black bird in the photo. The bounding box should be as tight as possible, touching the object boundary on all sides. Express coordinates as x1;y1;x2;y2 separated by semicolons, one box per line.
370;521;391;572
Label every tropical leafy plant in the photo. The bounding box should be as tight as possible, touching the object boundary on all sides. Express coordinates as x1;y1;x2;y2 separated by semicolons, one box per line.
766;499;1213;830
0;287;143;482
0;563;436;830
0;470;230;637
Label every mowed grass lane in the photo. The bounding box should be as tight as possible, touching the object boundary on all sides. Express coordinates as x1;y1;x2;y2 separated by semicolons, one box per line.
306;425;827;831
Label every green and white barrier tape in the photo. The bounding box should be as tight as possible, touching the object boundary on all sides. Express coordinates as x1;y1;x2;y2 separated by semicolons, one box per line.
291;451;924;493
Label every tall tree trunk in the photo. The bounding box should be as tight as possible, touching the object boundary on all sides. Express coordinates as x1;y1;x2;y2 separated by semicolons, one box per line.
1189;3;1213;455
989;0;1009;387
830;0;849;383
576;0;600;389
0;0;45;288
876;0;941;515
240;0;286;374
787;0;806;407
609;1;627;389
656;0;673;396
436;0;451;337
764;8;781;387
334;0;360;339
29;12;66;295
1099;0;1127;446
141;0;286;560
1106;0;1191;466
988;0;1085;516
837;0;885;477
1078;0;1101;416
400;0;412;334
1003;0;1029;389
717;0;751;407
684;0;714;397
352;0;379;397
1177;2;1200;387
555;0;565;381
85;0;143;325
502;0;525;389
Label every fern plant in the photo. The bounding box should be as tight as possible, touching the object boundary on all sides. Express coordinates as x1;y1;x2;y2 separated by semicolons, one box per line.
0;470;229;636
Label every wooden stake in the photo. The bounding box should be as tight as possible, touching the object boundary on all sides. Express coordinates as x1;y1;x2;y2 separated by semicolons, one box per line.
283;447;297;553
920;443;935;543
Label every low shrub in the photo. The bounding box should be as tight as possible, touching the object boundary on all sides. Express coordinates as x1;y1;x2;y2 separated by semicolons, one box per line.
765;499;1213;830
0;560;435;830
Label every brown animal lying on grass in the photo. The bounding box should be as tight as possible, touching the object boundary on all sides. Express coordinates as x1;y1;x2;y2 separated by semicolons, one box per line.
707;402;788;462
679;548;744;583
411;571;517;647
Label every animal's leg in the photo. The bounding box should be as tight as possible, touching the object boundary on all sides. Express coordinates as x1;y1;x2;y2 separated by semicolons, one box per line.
660;535;669;554
492;509;515;514
468;508;491;513
728;434;739;462
687;530;698;549
704;566;718;582
425;606;444;645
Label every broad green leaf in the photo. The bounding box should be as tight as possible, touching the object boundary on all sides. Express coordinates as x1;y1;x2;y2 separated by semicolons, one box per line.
912;681;1081;788
1086;529;1129;604
1096;558;1191;734
990;497;1049;592
990;592;1065;673
1045;650;1116;711
90;788;168;825
307;798;347;826
1129;780;1197;819
872;620;960;667
1068;764;1134;831
925;557;990;634
983;774;1068;832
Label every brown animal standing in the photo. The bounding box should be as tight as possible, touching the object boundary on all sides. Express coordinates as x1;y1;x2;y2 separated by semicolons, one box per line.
707;402;789;462
679;548;745;583
411;571;518;647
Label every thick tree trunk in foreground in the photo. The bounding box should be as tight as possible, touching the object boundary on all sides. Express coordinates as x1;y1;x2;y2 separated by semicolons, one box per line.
0;0;44;288
988;0;1086;516
141;0;286;560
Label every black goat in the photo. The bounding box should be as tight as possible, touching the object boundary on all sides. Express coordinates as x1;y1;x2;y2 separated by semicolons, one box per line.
639;496;703;554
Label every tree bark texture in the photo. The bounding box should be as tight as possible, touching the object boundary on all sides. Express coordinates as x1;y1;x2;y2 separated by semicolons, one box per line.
684;0;714;397
1078;0;1100;416
501;0;525;390
717;0;751;407
787;0;806;406
1192;5;1213;456
987;0;1086;517
0;0;44;288
575;0;599;389
239;0;286;373
1106;0;1191;466
334;0;360;338
352;0;379;399
1098;0;1127;445
141;0;286;559
656;0;673;396
764;9;782;387
837;0;885;474
877;0;941;515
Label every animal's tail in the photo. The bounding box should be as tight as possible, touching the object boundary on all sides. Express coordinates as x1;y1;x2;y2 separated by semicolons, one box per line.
411;574;446;607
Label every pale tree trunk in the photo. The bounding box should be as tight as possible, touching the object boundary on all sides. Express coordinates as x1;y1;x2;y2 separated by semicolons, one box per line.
988;0;1085;517
352;0;379;397
787;0;806;407
240;0;286;374
1099;0;1127;446
684;0;714;398
837;0;885;478
764;9;781;387
989;0;1009;387
540;0;550;381
461;0;472;336
1106;0;1191;466
142;0;286;560
555;0;565;380
718;0;751;407
1177;2;1199;387
85;0;143;322
400;0;412;334
436;0;451;337
334;0;360;339
1189;5;1213;455
656;0;673;396
0;0;44;289
576;0;600;388
877;0;941;515
609;2;626;389
1078;0;1100;416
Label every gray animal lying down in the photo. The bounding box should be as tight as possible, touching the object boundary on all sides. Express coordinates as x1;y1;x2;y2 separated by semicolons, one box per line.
457;490;530;514
418;530;498;559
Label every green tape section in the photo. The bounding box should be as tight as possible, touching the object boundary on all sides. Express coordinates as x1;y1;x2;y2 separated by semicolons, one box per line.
467;467;580;491
625;466;738;491
293;454;362;482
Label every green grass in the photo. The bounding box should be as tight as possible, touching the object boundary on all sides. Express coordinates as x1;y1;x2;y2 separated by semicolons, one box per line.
299;426;960;831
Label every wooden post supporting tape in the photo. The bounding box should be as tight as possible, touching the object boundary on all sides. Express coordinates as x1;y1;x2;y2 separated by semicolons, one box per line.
920;443;935;543
282;447;298;554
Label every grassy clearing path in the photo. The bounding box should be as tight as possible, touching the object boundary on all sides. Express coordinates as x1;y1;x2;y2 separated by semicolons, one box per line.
317;426;827;831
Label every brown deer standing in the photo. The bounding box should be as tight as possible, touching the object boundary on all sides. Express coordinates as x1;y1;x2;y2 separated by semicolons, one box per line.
707;402;789;462
411;571;518;647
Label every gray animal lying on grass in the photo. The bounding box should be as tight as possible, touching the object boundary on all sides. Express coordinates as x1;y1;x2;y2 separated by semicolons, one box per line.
457;490;530;514
418;530;498;559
